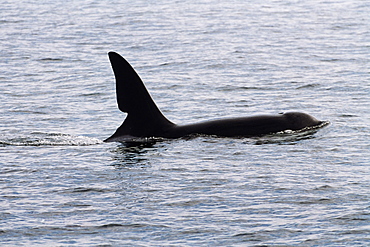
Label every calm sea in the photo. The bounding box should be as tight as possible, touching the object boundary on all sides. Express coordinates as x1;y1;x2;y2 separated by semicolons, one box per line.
1;0;369;246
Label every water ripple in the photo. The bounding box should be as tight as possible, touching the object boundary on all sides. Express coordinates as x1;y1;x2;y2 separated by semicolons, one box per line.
0;132;102;146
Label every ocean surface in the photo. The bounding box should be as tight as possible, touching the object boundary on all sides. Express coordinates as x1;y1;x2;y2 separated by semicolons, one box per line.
1;0;369;246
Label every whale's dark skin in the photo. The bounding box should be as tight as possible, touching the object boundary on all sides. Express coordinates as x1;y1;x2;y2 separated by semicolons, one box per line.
104;52;324;142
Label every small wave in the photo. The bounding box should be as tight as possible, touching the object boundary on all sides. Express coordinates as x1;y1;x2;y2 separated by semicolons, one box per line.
253;121;330;145
107;135;167;145
289;120;330;133
296;83;321;89
0;132;102;146
38;58;63;62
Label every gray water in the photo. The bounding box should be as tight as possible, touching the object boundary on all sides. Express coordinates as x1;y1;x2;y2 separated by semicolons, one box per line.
1;0;369;246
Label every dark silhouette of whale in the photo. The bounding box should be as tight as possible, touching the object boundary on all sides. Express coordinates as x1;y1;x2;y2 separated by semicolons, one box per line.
104;52;324;142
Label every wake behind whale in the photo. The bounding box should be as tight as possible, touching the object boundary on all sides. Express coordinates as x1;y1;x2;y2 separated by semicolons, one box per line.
104;52;327;142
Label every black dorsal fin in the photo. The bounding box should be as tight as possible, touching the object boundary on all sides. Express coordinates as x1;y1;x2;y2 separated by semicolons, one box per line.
106;52;174;139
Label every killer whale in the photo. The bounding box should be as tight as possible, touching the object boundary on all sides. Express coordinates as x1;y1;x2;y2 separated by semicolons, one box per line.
104;52;325;142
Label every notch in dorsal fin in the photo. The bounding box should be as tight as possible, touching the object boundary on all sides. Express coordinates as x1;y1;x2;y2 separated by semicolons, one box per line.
106;52;174;140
